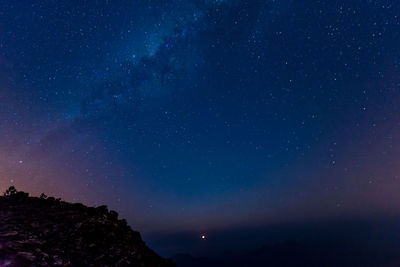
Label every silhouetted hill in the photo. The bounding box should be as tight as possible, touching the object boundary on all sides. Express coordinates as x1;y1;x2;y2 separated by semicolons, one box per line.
0;188;174;266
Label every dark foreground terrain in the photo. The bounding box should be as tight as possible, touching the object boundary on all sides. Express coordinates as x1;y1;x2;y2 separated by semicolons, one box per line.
0;188;174;266
172;241;400;267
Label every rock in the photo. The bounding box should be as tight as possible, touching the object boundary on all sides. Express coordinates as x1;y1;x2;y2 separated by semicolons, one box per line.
1;231;18;237
0;191;175;266
109;210;119;220
17;252;35;261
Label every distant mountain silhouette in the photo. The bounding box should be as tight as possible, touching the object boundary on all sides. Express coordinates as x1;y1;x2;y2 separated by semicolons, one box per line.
0;187;174;266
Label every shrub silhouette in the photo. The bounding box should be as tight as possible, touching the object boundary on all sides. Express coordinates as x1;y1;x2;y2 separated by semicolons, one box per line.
4;186;17;196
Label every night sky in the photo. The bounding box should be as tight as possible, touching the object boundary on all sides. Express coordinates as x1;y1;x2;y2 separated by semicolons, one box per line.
1;0;400;256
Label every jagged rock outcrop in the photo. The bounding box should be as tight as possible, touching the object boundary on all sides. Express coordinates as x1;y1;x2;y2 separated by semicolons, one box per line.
0;189;175;266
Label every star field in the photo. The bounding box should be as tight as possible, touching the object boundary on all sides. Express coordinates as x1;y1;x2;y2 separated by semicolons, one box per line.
1;0;400;245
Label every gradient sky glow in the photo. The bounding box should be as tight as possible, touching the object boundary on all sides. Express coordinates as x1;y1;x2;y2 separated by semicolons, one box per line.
1;0;400;245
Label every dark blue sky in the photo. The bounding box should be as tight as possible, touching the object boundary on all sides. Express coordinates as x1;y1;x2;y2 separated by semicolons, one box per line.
1;0;400;251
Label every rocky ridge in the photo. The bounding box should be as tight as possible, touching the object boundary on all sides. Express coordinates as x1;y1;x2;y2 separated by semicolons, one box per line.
0;187;174;266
